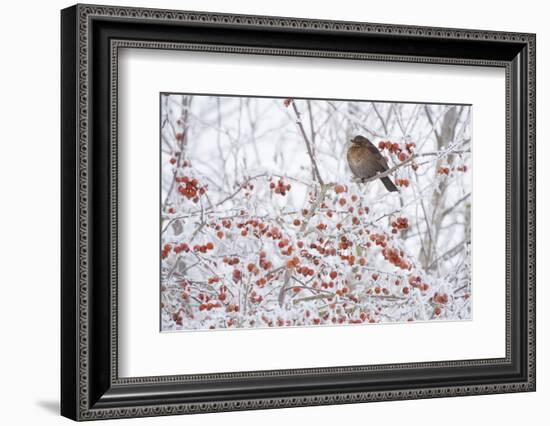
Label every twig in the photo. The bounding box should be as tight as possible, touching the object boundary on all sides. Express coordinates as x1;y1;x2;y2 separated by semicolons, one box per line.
440;192;471;220
371;103;389;135
352;154;416;184
391;104;406;136
291;101;324;185
427;239;469;271
327;101;385;138
415;148;470;158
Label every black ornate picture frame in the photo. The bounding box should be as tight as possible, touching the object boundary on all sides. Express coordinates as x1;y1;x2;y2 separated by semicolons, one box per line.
61;4;536;421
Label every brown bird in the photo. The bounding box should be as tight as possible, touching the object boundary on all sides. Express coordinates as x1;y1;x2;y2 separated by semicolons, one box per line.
347;135;398;192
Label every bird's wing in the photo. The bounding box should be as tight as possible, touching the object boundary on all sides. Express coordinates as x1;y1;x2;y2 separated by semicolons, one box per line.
365;142;381;155
365;143;390;170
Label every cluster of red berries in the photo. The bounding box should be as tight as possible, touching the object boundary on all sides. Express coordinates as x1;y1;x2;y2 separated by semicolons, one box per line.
234;218;267;238
395;178;410;187
398;152;409;161
391;216;409;233
280;241;295;256
382;247;411;270
269;178;291;195
438;164;468;175
331;316;349;325
161;244;172;259
255;277;268;287
169;156;189;167
309;242;337;257
334;286;350;297
176;176;206;202
265;225;283;240
249;290;263;304
316;222;328;231
340;254;356;266
223;257;240;266
296;265;315;277
379;141;416;157
278;238;290;249
320;281;335;289
197;292;210;301
226;304;240;313
192;242;214;253
198;301;221;311
338;235;352;250
297;248;319;266
171;310;183;326
367;286;390;296
277;317;291;327
258;250;273;271
379;140;399;152
369;233;387;248
334;184;347;194
261;315;273;326
173;243;190;254
432;292;449;304
408;275;429;291
246;263;260;275
207;276;220;284
284;256;299;269
236;219;257;229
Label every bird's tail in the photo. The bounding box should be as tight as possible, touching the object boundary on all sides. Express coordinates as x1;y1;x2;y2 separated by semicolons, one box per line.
381;176;398;192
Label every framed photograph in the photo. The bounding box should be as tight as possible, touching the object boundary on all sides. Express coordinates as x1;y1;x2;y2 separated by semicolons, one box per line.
61;4;536;421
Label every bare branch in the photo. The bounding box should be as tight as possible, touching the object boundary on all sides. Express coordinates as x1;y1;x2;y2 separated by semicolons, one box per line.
291;101;324;185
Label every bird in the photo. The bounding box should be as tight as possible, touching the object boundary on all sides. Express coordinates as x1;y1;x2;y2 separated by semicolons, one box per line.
347;135;398;192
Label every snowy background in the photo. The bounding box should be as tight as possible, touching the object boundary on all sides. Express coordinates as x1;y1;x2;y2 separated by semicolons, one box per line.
160;94;472;331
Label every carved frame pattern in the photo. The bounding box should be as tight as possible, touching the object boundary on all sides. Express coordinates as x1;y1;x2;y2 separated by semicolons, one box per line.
61;4;536;421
